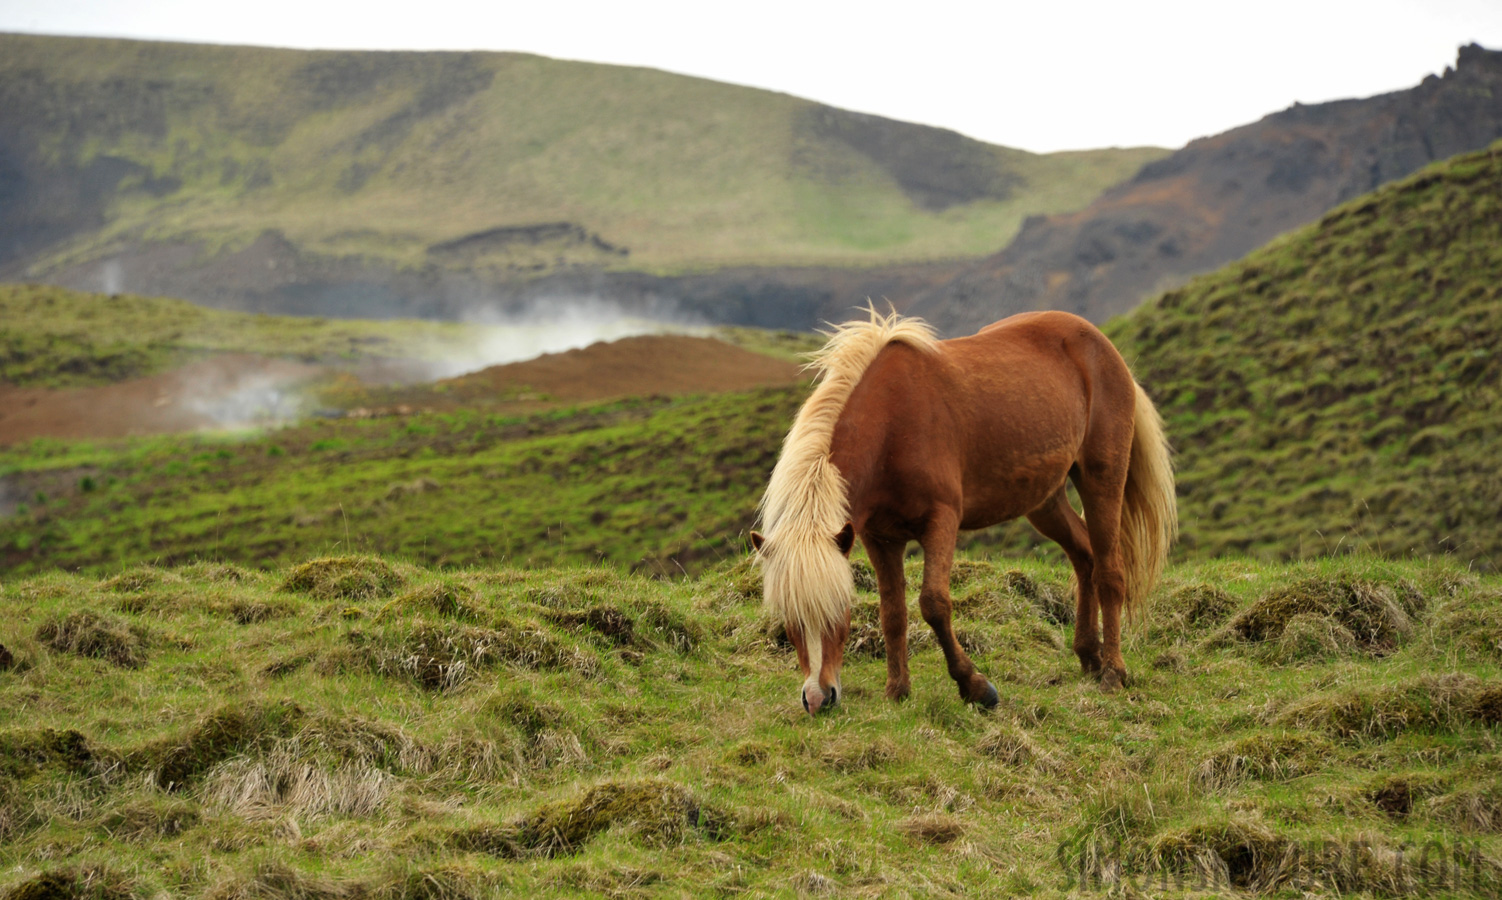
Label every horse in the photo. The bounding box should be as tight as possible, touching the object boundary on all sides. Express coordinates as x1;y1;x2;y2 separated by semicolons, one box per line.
751;307;1176;714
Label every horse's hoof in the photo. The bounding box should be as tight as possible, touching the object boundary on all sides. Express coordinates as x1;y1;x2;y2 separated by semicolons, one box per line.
1100;669;1124;693
975;681;1000;709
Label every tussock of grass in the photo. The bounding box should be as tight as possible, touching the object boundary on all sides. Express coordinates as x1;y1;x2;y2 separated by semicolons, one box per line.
133;700;305;790
35;612;149;669
0;729;106;779
96;796;200;841
896;813;966;845
375;581;481;623
1193;732;1332;792
280;557;406;602
351;620;598;691
1;866;143;900
1365;772;1447;820
974;722;1058;772
1270;672;1502;739
1225;576;1417;653
452;780;726;858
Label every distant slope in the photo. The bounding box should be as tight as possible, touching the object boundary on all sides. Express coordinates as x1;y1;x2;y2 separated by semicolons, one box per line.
910;44;1502;336
1105;141;1502;567
0;33;1162;325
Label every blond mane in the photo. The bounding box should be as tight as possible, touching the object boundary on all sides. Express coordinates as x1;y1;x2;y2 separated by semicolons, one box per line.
758;307;940;637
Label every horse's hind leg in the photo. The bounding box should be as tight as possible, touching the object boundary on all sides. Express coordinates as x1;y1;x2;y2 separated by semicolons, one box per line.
1026;487;1099;674
863;535;912;701
917;509;998;707
1075;456;1132;692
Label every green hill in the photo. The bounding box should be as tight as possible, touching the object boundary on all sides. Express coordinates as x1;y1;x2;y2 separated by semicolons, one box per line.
2;553;1501;897
0;33;1163;283
1105;140;1502;567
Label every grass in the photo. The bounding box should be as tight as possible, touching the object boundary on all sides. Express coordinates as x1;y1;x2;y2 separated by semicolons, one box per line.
3;33;1165;281
0;388;804;576
1;553;1500;897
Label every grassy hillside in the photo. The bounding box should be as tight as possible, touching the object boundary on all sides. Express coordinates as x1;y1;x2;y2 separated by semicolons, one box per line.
1101;140;1502;568
0;388;803;576
2;553;1501;897
1;33;1164;278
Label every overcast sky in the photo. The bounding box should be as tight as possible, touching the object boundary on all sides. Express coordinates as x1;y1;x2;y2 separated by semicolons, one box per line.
3;0;1500;153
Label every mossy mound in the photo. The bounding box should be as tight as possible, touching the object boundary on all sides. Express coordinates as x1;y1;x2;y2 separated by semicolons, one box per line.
280;557;407;601
1426;780;1502;833
0;728;105;779
355;620;598;691
1364;772;1446;820
454;780;726;857
376;581;482;623
1271;672;1502;740
1226;576;1416;653
1;866;142;900
132;700;305;790
98;567;185;595
1153;583;1237;637
35;611;149;668
1147;818;1291;891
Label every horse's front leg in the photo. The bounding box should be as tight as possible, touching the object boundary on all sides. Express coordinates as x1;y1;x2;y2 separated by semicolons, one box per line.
917;511;999;708
863;535;911;701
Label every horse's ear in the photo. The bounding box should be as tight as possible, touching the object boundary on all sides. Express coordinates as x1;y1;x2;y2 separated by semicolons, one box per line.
834;522;855;556
750;531;766;553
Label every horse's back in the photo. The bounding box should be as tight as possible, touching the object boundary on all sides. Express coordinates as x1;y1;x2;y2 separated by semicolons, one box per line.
833;311;1123;532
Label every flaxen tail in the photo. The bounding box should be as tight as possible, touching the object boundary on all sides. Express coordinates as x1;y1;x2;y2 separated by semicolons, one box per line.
1120;382;1177;616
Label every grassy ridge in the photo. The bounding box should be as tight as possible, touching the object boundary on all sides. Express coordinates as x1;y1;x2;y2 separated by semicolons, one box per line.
1104;141;1502;567
3;33;1165;276
2;554;1500;897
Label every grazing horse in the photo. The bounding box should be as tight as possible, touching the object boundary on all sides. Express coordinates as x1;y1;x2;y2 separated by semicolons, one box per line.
752;308;1176;714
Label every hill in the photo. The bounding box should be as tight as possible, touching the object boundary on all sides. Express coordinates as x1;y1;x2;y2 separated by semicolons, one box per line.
1104;140;1502;566
909;43;1502;336
2;553;1501;897
0;33;1162;328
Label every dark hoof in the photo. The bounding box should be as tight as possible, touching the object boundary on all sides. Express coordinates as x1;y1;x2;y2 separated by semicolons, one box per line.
1100;669;1124;693
975;681;1000;709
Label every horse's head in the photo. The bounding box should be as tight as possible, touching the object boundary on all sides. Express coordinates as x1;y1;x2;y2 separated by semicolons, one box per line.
751;522;856;715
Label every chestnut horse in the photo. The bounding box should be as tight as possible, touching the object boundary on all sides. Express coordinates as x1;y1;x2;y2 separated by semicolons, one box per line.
752;308;1176;714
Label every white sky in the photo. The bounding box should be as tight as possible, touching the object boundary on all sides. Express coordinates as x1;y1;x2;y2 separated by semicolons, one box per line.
2;0;1500;153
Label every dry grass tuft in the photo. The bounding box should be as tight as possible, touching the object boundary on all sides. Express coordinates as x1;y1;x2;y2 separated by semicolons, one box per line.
896;813;966;845
818;737;904;774
97;796;200;841
1425;780;1502;833
353;620;599;691
1193;732;1332;791
205;860;361;900
35;611;149;668
280;557;407;601
974;722;1058;772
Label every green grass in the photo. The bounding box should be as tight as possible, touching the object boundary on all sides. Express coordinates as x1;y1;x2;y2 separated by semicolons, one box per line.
0;389;805;576
3;33;1165;279
2;554;1499;897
